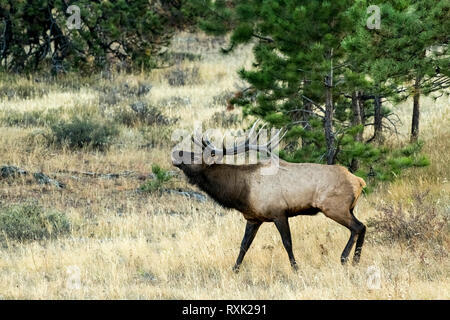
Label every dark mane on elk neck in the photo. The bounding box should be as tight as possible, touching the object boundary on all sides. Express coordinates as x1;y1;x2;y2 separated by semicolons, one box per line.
177;162;257;212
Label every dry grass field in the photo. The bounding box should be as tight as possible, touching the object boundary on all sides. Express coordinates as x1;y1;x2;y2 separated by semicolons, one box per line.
0;32;448;299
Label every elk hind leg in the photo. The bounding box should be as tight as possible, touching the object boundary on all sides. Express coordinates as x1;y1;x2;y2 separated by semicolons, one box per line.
322;208;365;265
340;209;366;265
352;209;366;265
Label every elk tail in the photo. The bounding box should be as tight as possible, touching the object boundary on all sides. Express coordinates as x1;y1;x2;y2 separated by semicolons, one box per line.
358;177;366;188
351;177;366;209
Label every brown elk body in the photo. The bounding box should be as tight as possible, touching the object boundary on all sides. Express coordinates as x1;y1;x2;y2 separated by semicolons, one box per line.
172;124;367;271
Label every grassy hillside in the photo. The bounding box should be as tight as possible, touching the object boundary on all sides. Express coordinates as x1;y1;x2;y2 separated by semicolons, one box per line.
0;32;448;299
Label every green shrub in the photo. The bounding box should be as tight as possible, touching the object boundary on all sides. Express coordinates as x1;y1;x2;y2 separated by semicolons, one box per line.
114;103;176;127
0;109;62;127
139;125;173;148
0;202;71;242
163;51;201;64
139;165;173;193
47;116;119;150
0;83;49;100
112;106;139;127
211;90;234;106
165;65;200;86
208;111;240;128
158;96;191;108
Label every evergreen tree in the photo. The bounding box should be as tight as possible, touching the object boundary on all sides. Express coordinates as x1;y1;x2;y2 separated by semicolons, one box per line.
196;0;432;186
345;0;449;143
0;0;198;73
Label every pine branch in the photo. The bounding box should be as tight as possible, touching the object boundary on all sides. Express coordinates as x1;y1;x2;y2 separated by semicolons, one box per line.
252;33;274;43
284;108;325;119
300;95;325;113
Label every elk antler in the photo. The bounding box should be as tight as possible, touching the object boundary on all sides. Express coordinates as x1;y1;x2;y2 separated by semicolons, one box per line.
192;120;286;157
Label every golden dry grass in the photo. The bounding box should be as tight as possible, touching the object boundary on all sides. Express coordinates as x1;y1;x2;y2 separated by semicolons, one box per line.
0;32;448;299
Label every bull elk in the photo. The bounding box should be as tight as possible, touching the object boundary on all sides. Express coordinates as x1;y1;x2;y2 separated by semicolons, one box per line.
171;121;366;272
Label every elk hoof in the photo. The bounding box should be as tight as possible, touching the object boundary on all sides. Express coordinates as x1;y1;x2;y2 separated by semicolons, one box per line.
232;265;240;274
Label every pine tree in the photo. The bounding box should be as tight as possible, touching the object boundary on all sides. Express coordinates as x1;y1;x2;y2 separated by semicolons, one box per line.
0;0;198;73
196;0;432;186
344;0;449;143
407;0;449;142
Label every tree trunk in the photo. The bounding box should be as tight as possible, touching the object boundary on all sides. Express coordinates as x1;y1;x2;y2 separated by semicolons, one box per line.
301;79;312;148
324;77;335;165
373;95;383;142
0;14;12;69
411;76;421;142
360;97;366;125
350;91;363;172
324;50;336;165
352;91;364;141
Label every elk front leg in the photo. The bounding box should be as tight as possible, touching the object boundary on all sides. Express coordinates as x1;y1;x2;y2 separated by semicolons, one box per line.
233;220;262;273
274;216;298;271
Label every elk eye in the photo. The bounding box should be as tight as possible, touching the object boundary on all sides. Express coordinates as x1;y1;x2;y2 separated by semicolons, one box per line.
178;151;183;157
